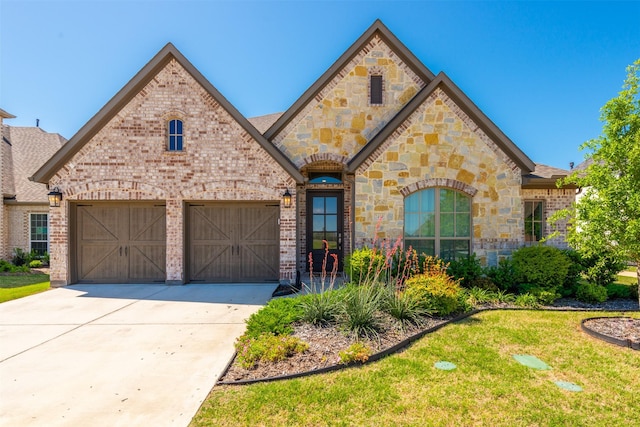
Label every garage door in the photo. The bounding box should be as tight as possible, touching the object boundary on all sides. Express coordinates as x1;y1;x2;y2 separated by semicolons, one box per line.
187;203;279;283
75;203;166;283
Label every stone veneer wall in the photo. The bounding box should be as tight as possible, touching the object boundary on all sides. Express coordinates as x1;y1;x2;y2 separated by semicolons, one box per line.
47;59;297;286
272;35;426;168
355;88;525;266
522;188;575;249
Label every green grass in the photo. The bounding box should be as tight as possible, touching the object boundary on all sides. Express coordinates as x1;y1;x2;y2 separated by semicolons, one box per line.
0;274;50;302
191;310;640;427
615;275;637;286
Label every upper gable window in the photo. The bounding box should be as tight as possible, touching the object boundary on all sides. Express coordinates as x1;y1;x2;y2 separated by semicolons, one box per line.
309;173;342;184
168;119;183;151
370;75;383;105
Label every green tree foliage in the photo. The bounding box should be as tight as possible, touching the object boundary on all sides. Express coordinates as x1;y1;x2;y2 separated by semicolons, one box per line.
556;59;640;303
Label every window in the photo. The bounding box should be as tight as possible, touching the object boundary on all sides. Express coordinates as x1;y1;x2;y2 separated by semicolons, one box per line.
370;75;383;105
30;213;48;255
168;119;183;151
309;173;342;184
524;200;544;242
404;188;471;260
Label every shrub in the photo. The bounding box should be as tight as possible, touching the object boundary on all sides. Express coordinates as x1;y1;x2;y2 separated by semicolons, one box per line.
581;251;627;286
382;287;431;328
235;333;309;369
344;247;385;284
339;342;372;364
11;248;32;267
517;284;560;306
485;258;518;292
447;254;483;288
244;298;303;339
514;293;540;308
299;288;342;326
511;245;571;291
340;284;385;339
29;260;43;268
0;259;29;273
605;283;633;299
464;287;493;306
560;249;585;295
404;272;463;316
576;283;608;303
468;276;499;292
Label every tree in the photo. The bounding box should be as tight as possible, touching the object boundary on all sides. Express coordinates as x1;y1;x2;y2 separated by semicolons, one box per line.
557;59;640;303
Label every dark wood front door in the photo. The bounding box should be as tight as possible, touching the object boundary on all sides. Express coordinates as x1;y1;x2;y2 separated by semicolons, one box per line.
306;191;343;272
188;203;279;282
75;203;166;283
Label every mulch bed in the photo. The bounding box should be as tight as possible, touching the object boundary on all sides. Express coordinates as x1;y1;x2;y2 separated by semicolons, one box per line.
218;298;639;384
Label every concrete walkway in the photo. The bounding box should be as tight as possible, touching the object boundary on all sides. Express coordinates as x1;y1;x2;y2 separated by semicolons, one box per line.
0;284;274;427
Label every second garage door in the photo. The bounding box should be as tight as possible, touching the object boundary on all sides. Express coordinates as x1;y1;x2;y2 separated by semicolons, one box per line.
187;203;279;283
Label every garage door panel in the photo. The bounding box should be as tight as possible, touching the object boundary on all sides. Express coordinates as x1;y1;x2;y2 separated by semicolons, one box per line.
129;245;166;281
190;244;233;282
78;245;123;282
129;206;166;242
188;203;279;283
75;203;166;283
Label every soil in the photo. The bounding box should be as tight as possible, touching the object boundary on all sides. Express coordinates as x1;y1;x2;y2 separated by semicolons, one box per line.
218;298;639;384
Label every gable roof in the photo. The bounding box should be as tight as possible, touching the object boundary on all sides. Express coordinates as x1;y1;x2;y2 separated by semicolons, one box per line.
264;19;436;141
2;125;66;202
347;72;536;175
31;43;304;184
522;163;576;189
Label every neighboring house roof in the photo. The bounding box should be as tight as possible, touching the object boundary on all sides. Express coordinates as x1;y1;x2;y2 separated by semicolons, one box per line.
522;163;576;189
248;113;283;134
347;72;536;174
574;158;594;171
264;19;436;141
31;43;304;184
0;109;16;119
2;125;66;202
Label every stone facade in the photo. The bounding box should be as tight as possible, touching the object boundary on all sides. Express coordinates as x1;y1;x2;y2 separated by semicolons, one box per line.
273;35;425;168
354;89;524;265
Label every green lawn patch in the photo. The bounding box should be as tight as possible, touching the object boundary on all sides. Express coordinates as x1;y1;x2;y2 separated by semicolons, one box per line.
191;310;640;427
0;274;50;302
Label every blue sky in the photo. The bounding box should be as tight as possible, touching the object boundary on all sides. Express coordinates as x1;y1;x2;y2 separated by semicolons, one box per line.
1;1;638;170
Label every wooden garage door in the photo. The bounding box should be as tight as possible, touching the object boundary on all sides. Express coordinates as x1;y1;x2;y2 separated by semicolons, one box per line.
75;203;166;283
188;203;279;282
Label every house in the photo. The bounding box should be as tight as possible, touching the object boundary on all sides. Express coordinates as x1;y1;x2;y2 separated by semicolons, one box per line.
1;109;66;262
31;20;574;287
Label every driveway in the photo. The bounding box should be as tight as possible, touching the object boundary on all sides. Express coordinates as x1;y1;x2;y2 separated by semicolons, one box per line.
0;284;274;426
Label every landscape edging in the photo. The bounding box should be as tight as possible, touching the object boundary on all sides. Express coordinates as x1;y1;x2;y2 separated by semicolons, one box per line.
580;316;640;350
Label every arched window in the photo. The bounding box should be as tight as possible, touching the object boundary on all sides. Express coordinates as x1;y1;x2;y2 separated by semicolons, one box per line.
404;188;471;260
168;119;183;151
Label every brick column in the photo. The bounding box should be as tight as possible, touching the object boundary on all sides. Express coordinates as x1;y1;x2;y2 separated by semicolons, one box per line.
49;202;69;287
165;199;184;285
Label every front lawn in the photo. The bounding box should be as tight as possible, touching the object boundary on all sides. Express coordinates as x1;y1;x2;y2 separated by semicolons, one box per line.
191;310;640;426
0;274;50;302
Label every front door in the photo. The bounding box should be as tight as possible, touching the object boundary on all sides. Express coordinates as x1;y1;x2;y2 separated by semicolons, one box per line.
306;191;343;272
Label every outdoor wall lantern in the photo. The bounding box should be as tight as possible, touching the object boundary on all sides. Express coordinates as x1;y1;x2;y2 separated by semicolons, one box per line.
47;187;63;207
283;189;292;208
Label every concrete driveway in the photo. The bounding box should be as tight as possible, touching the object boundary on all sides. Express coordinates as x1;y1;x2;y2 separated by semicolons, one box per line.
0;284;274;426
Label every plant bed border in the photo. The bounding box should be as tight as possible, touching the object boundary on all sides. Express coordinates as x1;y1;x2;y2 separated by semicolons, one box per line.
581;316;640;350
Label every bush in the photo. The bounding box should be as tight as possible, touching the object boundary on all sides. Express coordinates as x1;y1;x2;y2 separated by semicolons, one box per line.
512;245;571;291
11;248;31;267
244;298;303;339
382;287;431;328
517;284;560;306
29;260;43;268
0;259;29;273
575;283;608;304
447;254;483;288
339;342;372;364
340;284;385;339
560;249;585;295
234;333;309;369
605;283;633;299
404;272;463;316
299;287;342;326
582;251;627;286
514;293;540;308
485;258;518;292
344;247;385;284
